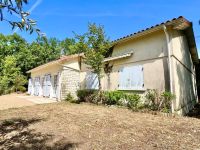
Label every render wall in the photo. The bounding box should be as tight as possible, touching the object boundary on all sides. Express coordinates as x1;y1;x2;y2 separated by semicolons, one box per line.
171;30;197;115
103;30;169;92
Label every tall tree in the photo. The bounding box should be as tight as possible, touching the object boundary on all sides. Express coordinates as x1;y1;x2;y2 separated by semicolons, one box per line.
0;56;27;94
74;23;111;92
60;38;76;55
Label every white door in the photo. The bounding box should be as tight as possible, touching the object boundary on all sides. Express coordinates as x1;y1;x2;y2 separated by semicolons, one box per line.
28;78;33;95
43;74;51;97
34;77;40;96
53;74;59;98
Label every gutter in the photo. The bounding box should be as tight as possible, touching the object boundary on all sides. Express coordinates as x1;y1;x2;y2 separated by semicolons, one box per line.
163;25;173;94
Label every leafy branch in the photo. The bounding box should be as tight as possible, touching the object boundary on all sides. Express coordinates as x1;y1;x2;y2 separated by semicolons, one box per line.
0;0;43;35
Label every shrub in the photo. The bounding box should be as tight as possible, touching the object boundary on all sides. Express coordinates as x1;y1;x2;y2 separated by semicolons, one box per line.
76;89;97;102
127;94;141;110
160;91;175;112
145;89;176;113
65;93;79;103
103;91;141;110
103;91;126;105
145;89;160;110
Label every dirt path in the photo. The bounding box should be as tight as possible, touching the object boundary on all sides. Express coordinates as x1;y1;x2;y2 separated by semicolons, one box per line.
0;94;35;110
0;102;200;149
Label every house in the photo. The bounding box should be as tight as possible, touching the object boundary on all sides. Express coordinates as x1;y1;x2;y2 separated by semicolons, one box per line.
27;16;199;115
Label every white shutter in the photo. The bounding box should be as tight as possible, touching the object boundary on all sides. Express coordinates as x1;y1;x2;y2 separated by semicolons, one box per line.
119;65;144;90
86;72;99;89
34;77;40;96
28;78;32;94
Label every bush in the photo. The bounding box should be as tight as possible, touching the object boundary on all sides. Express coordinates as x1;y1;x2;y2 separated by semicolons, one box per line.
145;89;175;113
76;90;141;110
103;91;141;110
103;91;127;105
76;89;97;102
145;89;160;110
127;94;141;110
65;93;79;103
160;91;175;113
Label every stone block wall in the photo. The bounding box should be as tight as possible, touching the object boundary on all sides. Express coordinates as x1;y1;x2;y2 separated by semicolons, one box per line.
60;68;80;100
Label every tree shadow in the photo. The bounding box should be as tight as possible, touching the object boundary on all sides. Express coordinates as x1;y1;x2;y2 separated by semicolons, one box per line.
186;103;200;119
0;118;78;150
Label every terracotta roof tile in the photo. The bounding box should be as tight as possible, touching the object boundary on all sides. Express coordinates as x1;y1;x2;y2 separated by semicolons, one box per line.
113;16;189;43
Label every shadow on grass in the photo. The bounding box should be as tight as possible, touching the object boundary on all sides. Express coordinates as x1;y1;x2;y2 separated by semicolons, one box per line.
0;118;78;150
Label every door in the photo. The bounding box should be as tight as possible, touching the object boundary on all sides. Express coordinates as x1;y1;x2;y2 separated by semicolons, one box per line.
28;78;33;95
43;74;51;97
34;77;40;96
53;74;59;98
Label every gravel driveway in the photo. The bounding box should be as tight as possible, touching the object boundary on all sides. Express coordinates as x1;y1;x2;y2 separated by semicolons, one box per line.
0;93;56;110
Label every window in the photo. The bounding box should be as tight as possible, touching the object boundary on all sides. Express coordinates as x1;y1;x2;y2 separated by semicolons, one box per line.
119;65;144;90
86;72;99;89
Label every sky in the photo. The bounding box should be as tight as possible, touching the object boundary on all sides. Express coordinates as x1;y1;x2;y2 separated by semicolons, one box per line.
0;0;200;53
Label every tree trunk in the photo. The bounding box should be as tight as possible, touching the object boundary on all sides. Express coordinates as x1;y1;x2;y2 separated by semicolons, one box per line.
98;75;103;103
98;75;102;91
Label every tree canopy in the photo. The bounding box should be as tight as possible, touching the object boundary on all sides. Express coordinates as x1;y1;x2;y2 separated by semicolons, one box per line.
72;23;111;91
0;33;77;95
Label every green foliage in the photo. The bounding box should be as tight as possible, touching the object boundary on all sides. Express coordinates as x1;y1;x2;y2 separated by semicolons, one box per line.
73;23;111;91
145;89;176;113
0;56;27;95
0;33;78;95
76;89;97;102
145;89;160;110
160;91;176;112
77;90;141;110
103;91;141;109
12;74;27;92
60;37;78;55
65;93;79;104
103;91;126;105
65;93;74;101
126;94;141;110
0;0;42;35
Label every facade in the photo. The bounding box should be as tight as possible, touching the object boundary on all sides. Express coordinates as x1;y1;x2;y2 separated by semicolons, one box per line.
27;16;198;115
27;54;82;100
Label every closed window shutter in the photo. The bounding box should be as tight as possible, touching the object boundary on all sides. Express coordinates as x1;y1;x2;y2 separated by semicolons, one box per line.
119;65;144;90
86;72;99;89
28;79;32;94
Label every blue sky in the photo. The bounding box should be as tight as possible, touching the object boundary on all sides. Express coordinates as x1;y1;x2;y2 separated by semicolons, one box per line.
0;0;200;53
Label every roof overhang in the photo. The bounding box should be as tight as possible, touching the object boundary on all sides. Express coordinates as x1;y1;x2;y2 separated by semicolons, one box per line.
183;24;199;64
103;52;133;62
27;53;84;73
113;16;191;45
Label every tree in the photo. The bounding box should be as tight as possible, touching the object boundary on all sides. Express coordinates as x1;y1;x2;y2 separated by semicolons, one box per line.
12;74;27;92
0;56;27;94
74;23;111;92
0;0;41;34
60;38;76;55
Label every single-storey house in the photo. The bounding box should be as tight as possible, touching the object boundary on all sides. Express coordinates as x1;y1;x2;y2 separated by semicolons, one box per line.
27;16;199;115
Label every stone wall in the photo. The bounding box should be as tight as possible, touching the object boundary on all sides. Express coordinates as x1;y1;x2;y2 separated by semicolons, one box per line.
60;67;80;100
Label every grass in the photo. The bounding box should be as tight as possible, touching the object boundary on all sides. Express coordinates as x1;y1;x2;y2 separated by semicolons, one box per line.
0;102;200;149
